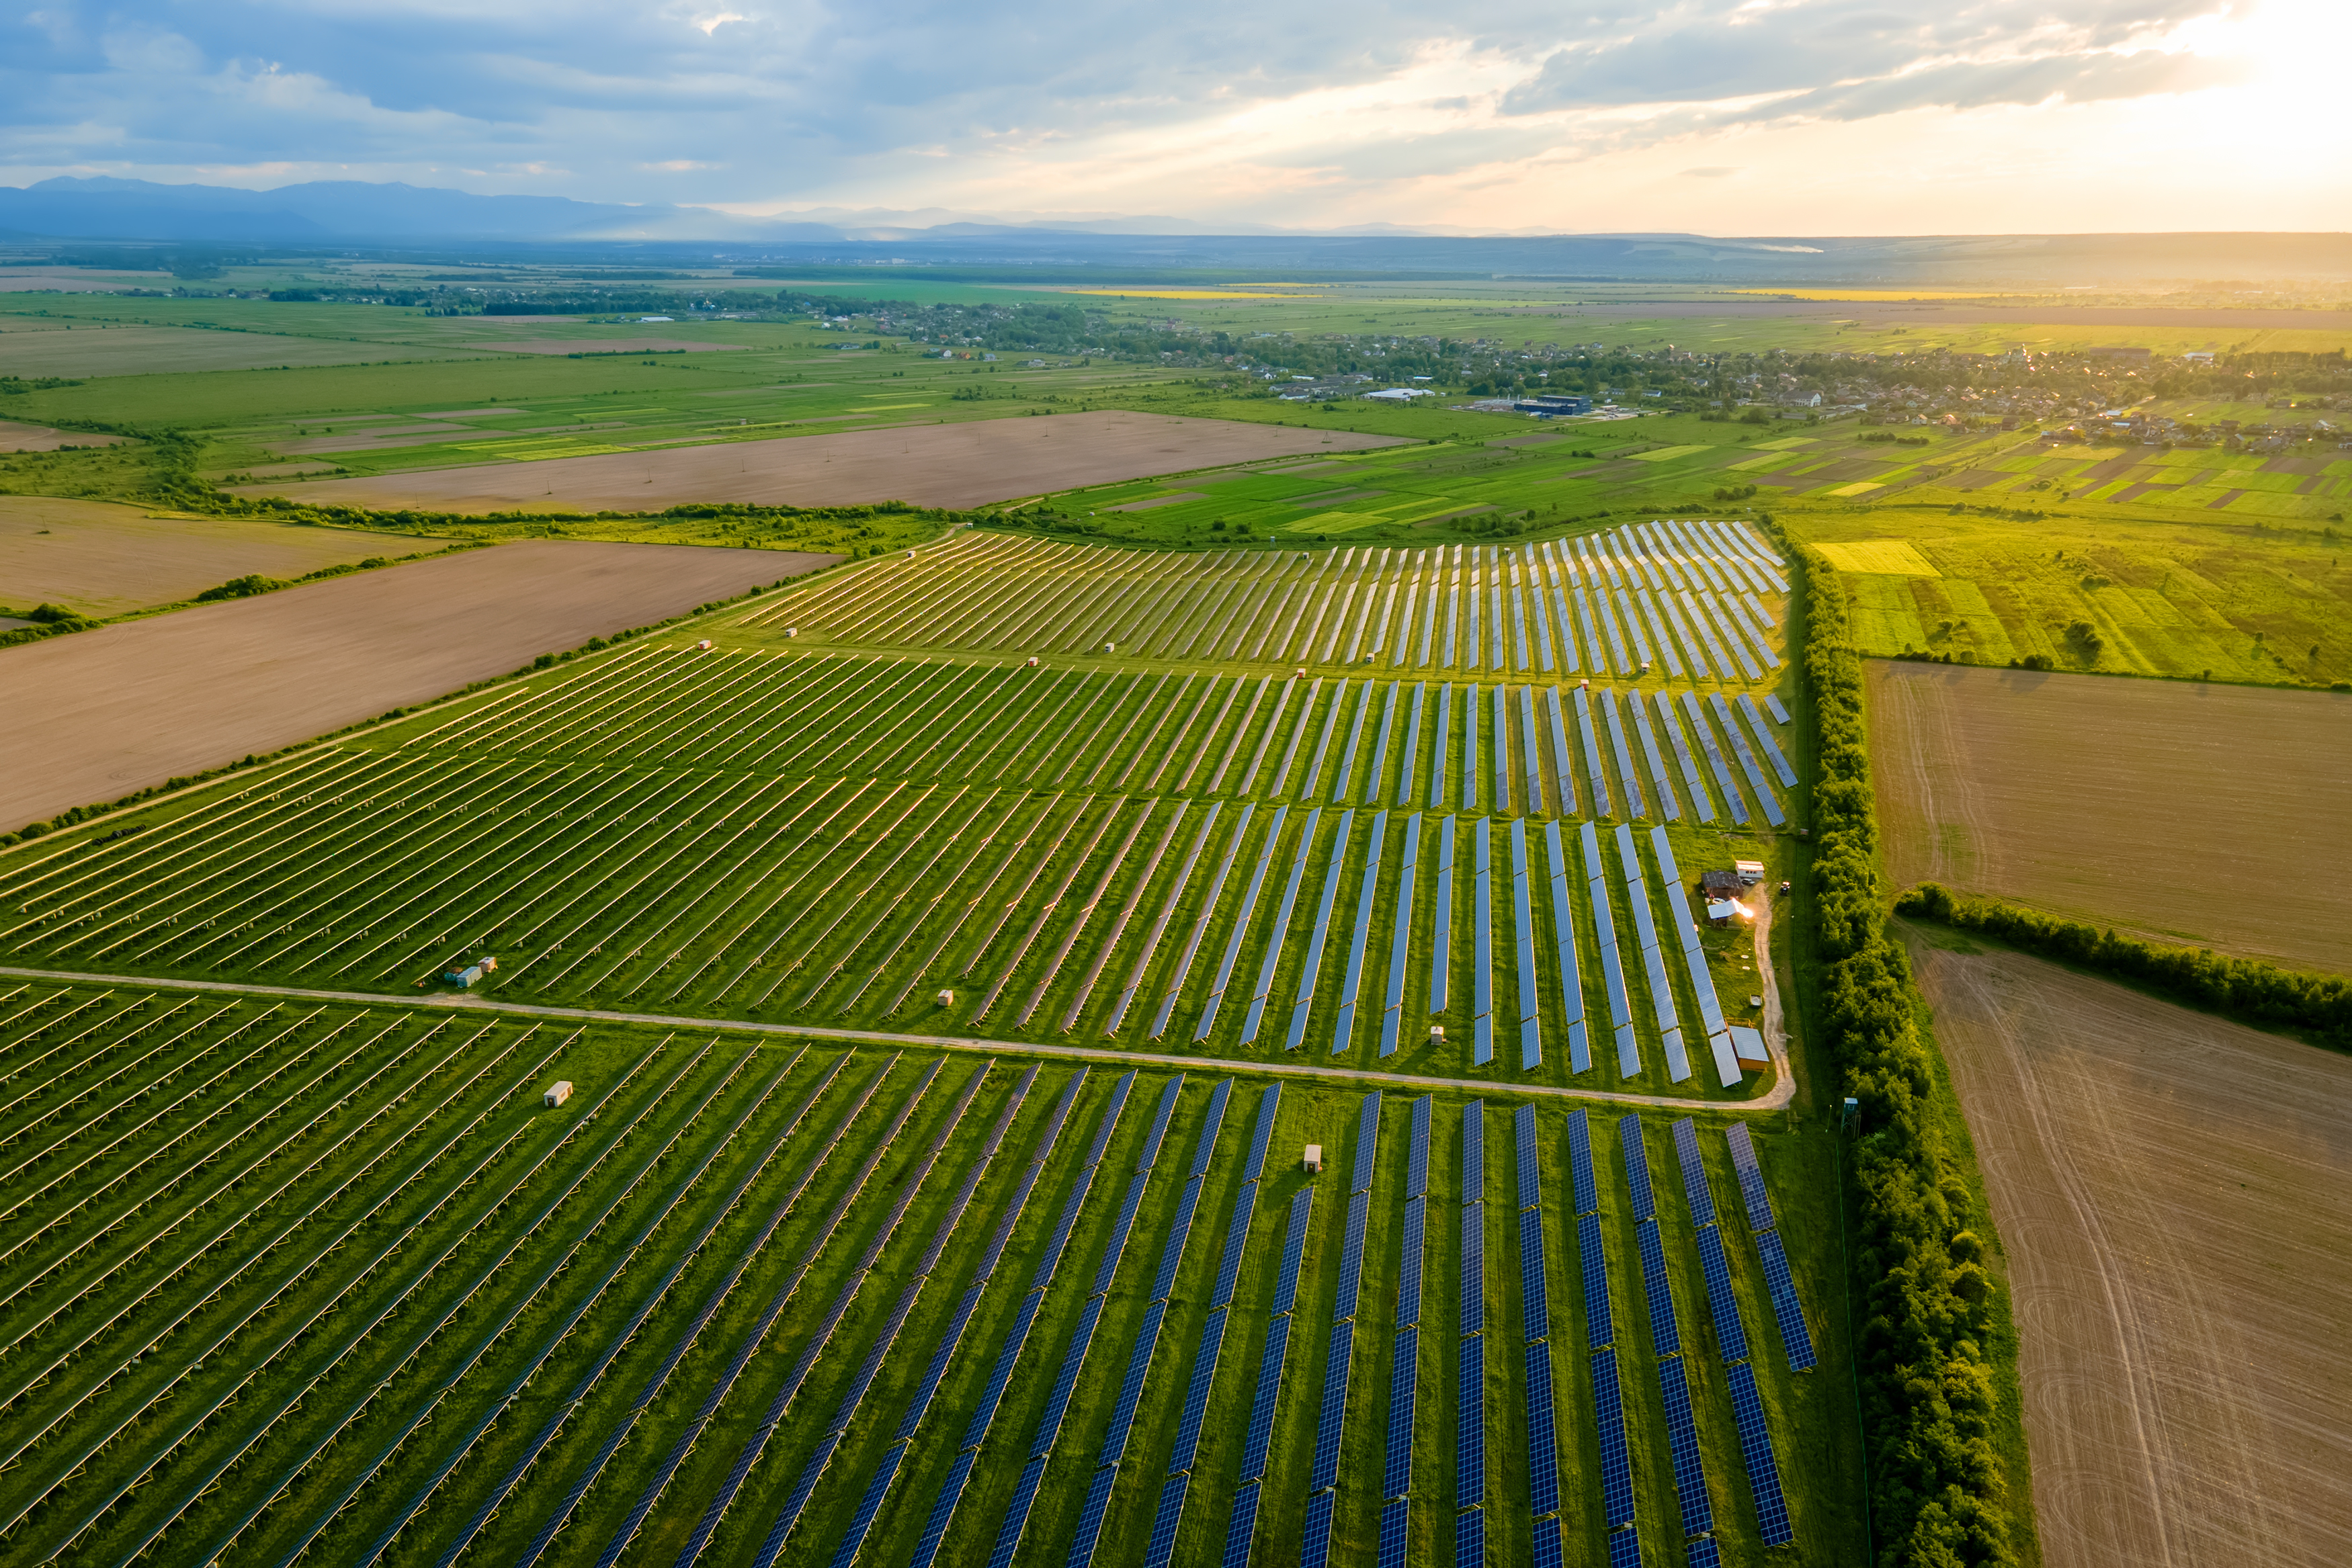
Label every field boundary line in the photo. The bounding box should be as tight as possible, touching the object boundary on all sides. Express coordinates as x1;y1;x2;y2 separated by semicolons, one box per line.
0;966;1797;1113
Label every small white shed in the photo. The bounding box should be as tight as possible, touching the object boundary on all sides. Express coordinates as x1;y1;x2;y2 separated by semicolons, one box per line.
1303;1144;1323;1176
544;1081;574;1108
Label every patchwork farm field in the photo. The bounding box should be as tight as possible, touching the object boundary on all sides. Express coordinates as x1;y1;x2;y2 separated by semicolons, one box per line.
1911;942;2352;1568
0;495;418;616
0;979;1859;1568
0;521;1800;1096
1867;660;2352;972
0;539;833;829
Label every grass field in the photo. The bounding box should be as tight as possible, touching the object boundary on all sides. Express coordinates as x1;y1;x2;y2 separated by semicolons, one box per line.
1867;660;2352;973
0;975;1861;1568
1908;939;2352;1568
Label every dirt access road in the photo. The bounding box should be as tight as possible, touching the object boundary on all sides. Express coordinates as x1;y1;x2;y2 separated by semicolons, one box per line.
1915;941;2352;1568
0;539;833;829
239;410;1406;515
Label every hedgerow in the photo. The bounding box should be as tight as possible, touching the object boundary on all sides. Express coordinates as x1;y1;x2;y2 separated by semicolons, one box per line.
1796;541;2021;1567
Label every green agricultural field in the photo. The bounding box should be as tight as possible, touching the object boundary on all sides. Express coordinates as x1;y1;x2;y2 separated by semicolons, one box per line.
0;977;1860;1568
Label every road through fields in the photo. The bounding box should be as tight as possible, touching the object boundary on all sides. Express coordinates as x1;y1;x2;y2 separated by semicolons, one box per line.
1914;940;2352;1568
0;539;834;830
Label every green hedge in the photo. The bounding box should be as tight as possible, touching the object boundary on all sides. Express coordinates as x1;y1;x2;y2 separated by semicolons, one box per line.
1896;882;2351;1046
1797;543;2021;1566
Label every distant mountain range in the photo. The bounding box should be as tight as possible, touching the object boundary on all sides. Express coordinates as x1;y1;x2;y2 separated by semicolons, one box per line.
1;177;2343;283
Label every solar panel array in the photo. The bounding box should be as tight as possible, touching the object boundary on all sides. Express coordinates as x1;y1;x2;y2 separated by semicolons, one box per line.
1513;1103;1566;1555
1381;1096;1433;1539
1298;1092;1381;1568
1064;1079;1234;1568
1471;818;1495;1067
1220;1184;1314;1568
1727;1362;1796;1546
1567;1108;1642;1557
1721;1125;1814;1373
1457;1100;1488;1564
1648;829;1744;1089
1724;1123;1777;1234
1620;1114;1720;1562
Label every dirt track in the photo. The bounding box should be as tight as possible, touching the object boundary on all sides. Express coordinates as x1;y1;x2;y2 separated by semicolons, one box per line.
234;410;1405;514
0;539;833;829
1915;943;2352;1568
1869;661;2352;973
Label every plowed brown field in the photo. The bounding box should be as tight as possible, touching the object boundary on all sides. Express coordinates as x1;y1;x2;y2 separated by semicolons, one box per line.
1914;942;2352;1568
1869;660;2352;973
1;496;416;615
0;539;833;828
237;410;1405;514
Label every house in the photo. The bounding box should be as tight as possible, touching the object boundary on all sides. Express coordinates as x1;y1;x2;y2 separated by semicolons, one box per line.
1706;898;1745;927
1701;869;1746;899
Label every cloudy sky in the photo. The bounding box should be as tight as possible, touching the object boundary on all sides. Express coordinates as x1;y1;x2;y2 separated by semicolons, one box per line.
5;0;2345;232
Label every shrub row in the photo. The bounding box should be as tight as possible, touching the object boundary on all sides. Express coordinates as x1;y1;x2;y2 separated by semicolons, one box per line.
1796;540;2021;1567
1896;882;2351;1047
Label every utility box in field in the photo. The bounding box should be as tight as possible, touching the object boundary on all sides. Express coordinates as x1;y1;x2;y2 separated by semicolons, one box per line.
544;1081;574;1108
1303;1144;1323;1176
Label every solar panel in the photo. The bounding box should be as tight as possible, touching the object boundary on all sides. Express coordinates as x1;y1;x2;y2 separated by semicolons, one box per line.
1686;1534;1722;1568
1456;1332;1485;1505
1619;1115;1655;1220
1378;1497;1411;1568
1167;1306;1228;1475
1238;1315;1291;1482
1695;1227;1751;1366
1519;1207;1550;1341
1272;1188;1314;1317
984;1454;1049;1568
1514;1102;1540;1209
1671;1119;1716;1227
1764;693;1791;725
1578;1212;1615;1350
1220;1479;1262;1568
1524;1342;1561;1516
1354;1091;1382;1192
1309;1319;1356;1489
1724;1123;1777;1234
1658;1356;1716;1538
1460;1203;1486;1338
1591;1348;1635;1526
1454;1506;1486;1568
1152;1180;1207;1303
1397;1194;1427;1329
1755;1229;1817;1372
1384;1325;1420;1499
1338;1190;1372;1316
1066;1467;1119;1568
1142;1474;1189;1568
1212;1202;1253;1310
1635;1222;1681;1358
1606;1524;1644;1568
1728;1360;1796;1546
1567;1109;1597;1216
1300;1490;1337;1568
1193;1078;1234;1177
1408;1095;1432;1199
1462;1100;1484;1199
1101;1299;1169;1462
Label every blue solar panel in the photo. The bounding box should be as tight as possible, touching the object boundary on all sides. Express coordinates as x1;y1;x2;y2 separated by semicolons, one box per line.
1066;1467;1118;1568
1519;1207;1550;1342
1309;1319;1356;1488
1353;1090;1382;1192
1462;1100;1484;1199
1456;1332;1485;1506
1724;1123;1777;1234
1212;1199;1253;1310
1728;1360;1796;1546
1524;1342;1560;1516
1272;1188;1314;1317
1592;1348;1636;1527
1635;1221;1681;1358
1238;1313;1290;1482
1528;1516;1564;1568
1142;1473;1189;1568
1338;1189;1372;1316
1101;1299;1169;1463
1378;1498;1411;1568
1619;1114;1655;1220
1300;1490;1337;1568
1152;1179;1207;1303
1192;1078;1233;1177
1658;1356;1716;1538
1671;1119;1716;1227
1755;1229;1818;1372
1397;1194;1427;1329
1454;1505;1486;1568
1695;1227;1751;1365
1607;1524;1644;1568
1460;1203;1485;1337
1220;1479;1262;1568
984;1454;1049;1568
1686;1534;1722;1568
1168;1307;1228;1475
1407;1094;1432;1199
1567;1109;1597;1216
1246;1082;1282;1177
1383;1325;1420;1499
1578;1212;1614;1350
1513;1102;1540;1210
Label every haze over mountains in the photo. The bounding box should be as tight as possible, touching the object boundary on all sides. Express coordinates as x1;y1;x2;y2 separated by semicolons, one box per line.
2;176;2345;284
